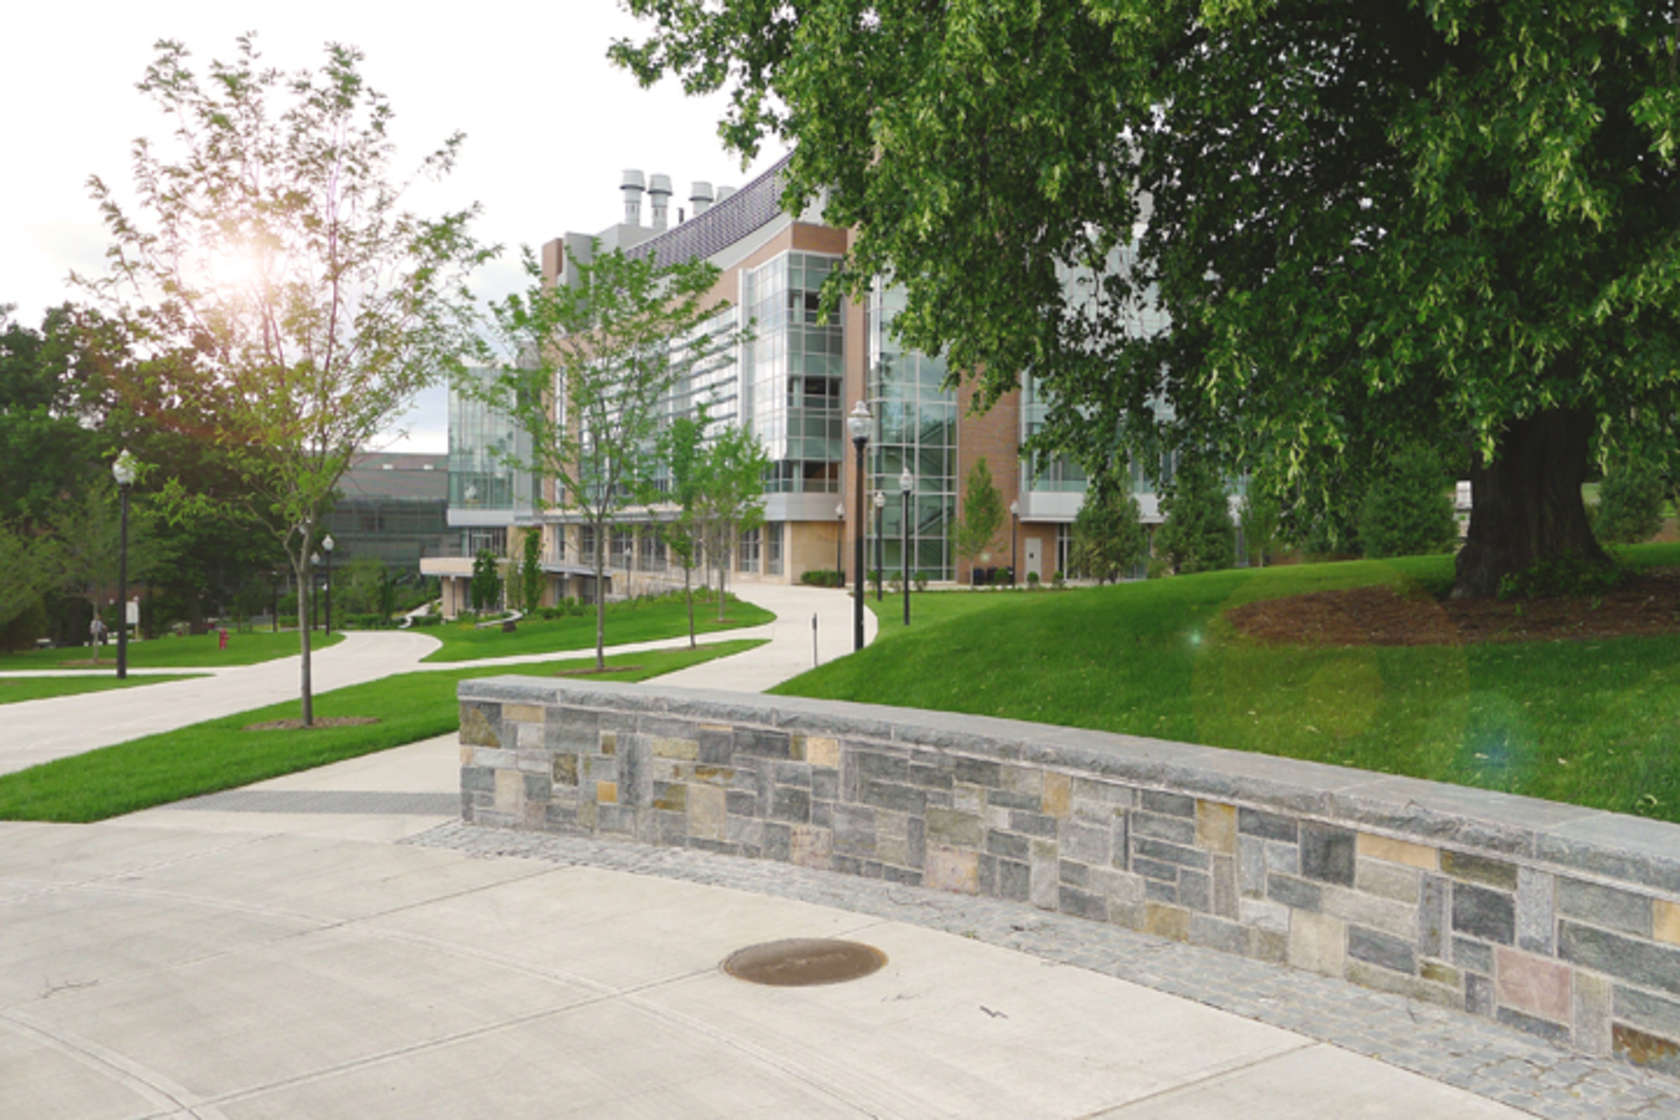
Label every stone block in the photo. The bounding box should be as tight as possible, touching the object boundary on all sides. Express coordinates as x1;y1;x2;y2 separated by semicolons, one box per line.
1134;837;1210;871
1238;836;1266;897
1042;772;1072;818
1419;874;1448;957
494;768;525;813
772;761;811;787
1000;764;1043;796
1132;856;1178;883
1466;972;1494;1016
1196;800;1238;855
1060;819;1110;866
861;780;926;815
1132;812;1197;846
770;786;811;823
1092;867;1144;906
1263;839;1300;876
1493;947;1571;1023
1441;850;1518;891
599;730;617;755
687;783;726;842
1420;960;1459;988
459;702;501;747
987;789;1042;811
1354;859;1420;904
1145;879;1178;903
925;844;980;894
516;722;545;749
1189;914;1248;954
1614;987;1680;1047
985;829;1029;861
736;728;792;759
997;858;1031;902
1510;867;1553;954
1453;936;1494;976
1058;859;1090;888
876;813;911;867
1559;921;1680;997
1267;873;1322;912
790;825;832;869
1321;885;1416;941
522;773;552;802
552;754;579;787
1179;869;1211;912
1613;1024;1680;1076
1452;883;1515;945
951;756;1001;787
1300;823;1356;886
544;708;597;753
1497;1006;1572;1046
1252;928;1288;964
1140;789;1195;818
1059;885;1108;921
1356;832;1439;870
882;865;923;886
503;702;543;724
595;780;618;806
1144;902;1190;941
1010;809;1059;838
1211;855;1237;919
1348;924;1416;974
725;789;758;818
1573;971;1613;1055
1030;840;1059;909
856;749;909;783
462;766;495;794
1239;897;1291;934
726;815;763;851
1556;876;1652;937
1238;806;1297;842
908;764;953;790
810;768;839;802
1657;899;1680;946
805;735;840;768
926;807;983;848
1289;910;1346;977
697;725;735;764
651;781;687;812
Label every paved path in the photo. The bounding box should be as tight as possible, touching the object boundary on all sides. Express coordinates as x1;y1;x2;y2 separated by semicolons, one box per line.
3;585;1676;1116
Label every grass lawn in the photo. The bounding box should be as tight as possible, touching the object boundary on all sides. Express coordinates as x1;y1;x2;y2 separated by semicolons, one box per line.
0;639;764;823
1;674;207;705
0;629;343;671
420;592;775;662
776;542;1680;823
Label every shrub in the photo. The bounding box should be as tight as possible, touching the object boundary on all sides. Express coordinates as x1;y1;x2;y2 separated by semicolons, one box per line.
1359;444;1457;559
1146;556;1171;579
1155;454;1235;573
409;613;442;627
914;570;929;592
800;568;845;588
1026;571;1041;588
1498;554;1623;600
1595;455;1666;544
1070;479;1148;583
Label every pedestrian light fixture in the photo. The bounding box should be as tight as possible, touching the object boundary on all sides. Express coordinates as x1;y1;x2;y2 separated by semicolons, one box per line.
898;468;913;626
112;449;138;679
846;401;872;650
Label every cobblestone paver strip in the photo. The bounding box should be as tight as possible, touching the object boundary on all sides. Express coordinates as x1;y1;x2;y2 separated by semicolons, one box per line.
175;790;461;815
406;821;1680;1120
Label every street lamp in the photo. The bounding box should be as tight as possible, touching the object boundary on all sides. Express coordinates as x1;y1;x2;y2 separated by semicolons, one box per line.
846;401;872;651
322;534;335;634
834;502;845;579
111;449;137;679
899;468;913;626
1009;499;1020;586
310;550;321;632
873;490;885;601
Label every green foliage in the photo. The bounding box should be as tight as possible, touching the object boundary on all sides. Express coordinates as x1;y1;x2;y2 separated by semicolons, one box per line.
1595;455;1667;545
519;529;543;612
1497;554;1625;601
469;549;502;612
1154;456;1234;575
800;569;845;587
420;590;772;662
1358;445;1458;560
616;0;1680;597
1069;479;1147;583
1238;489;1282;568
955;457;1004;564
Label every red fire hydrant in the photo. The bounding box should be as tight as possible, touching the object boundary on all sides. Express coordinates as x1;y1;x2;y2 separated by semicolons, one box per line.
217;628;228;651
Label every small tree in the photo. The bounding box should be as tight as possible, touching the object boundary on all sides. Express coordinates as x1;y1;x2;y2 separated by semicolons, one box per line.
1155;454;1235;574
660;411;708;646
519;528;544;612
1239;489;1282;568
1359;445;1458;559
1595;454;1666;545
1069;478;1147;583
485;245;743;668
694;421;770;621
470;548;502;612
84;37;487;723
955;457;1005;573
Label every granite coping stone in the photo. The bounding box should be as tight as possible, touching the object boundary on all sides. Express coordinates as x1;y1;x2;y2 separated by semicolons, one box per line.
459;677;1680;894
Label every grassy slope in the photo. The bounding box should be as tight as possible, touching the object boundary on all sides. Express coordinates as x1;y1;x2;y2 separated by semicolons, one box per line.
0;639;765;823
776;544;1680;823
420;594;775;662
0;629;344;670
1;675;205;705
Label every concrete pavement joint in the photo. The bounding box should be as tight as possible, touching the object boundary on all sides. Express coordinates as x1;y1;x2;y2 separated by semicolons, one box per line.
406;821;1680;1120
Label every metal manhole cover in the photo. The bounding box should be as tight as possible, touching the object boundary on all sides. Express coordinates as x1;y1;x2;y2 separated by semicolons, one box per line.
722;938;887;986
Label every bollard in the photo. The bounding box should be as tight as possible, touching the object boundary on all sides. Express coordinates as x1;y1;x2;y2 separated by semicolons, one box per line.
217;628;228;651
812;612;818;667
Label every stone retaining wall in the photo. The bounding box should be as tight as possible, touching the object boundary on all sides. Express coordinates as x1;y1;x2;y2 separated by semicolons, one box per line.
457;677;1680;1079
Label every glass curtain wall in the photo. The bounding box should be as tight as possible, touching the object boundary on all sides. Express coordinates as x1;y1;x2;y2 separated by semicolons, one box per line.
743;252;844;494
448;369;533;512
868;285;956;580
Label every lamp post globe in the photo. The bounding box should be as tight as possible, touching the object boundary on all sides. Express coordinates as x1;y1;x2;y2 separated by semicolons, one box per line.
322;534;335;634
834;502;845;579
311;551;321;633
846;401;871;651
1009;499;1020;586
898;469;913;626
873;490;885;601
111;450;138;679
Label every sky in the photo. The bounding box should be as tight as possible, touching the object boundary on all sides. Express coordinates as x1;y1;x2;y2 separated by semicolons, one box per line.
1;2;784;453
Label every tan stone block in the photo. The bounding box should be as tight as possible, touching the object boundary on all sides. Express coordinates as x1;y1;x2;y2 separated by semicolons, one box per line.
923;845;979;894
652;736;699;761
653;784;688;812
503;703;544;724
1655;900;1680;946
1420;960;1460;988
805;736;840;769
1288;911;1346;977
552;754;578;786
790;826;832;870
517;722;544;749
459;747;474;765
1346;960;1462;1010
1196;800;1237;855
599;731;617;756
1042;773;1071;818
459;705;500;747
1144;903;1190;942
1356;832;1438;870
688;783;725;841
494;769;523;812
1495;947;1572;1024
596;780;618;805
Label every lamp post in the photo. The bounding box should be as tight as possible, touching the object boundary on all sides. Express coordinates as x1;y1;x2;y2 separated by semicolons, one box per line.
270;569;279;633
835;502;845;579
899;468;913;626
322;534;335;634
873;490;885;601
1009;499;1020;585
310;551;321;632
112;449;137;679
846;401;871;651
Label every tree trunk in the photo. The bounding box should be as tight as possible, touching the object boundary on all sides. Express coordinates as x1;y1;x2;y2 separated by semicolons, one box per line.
296;555;314;726
684;563;695;648
1452;406;1609;599
594;519;606;670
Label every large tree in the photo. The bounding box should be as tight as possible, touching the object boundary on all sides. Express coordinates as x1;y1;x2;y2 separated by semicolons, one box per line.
615;0;1680;597
84;36;486;721
484;245;743;668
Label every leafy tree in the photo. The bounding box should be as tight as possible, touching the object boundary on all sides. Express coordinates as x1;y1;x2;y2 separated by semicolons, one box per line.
469;549;502;612
955;457;1005;573
660;411;709;646
83;36;486;722
1595;453;1667;545
1069;477;1147;583
1359;445;1458;559
484;244;743;667
616;0;1680;598
1154;455;1234;575
0;522;59;643
45;481;167;656
519;528;544;613
337;553;387;615
1238;488;1282;569
693;419;770;621
0;305;107;527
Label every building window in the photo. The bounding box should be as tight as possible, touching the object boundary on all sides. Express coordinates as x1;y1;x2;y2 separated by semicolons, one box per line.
737;526;760;572
744;251;844;494
766;522;783;575
578;525;596;566
612;528;635;570
639;529;667;570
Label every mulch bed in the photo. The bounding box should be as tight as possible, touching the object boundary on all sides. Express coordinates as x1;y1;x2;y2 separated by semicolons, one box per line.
243;716;382;731
1226;567;1680;647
